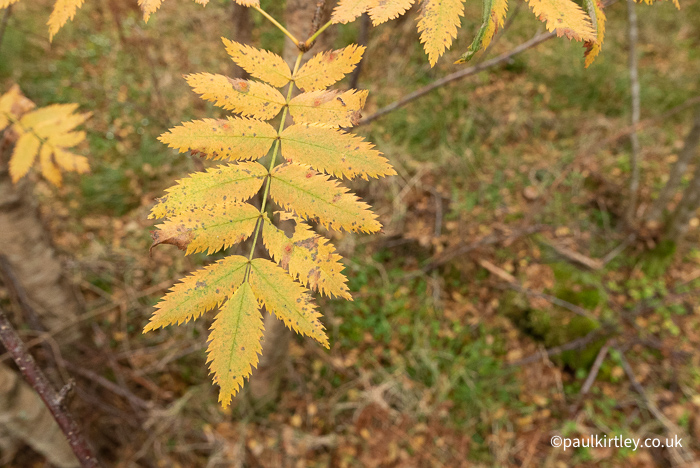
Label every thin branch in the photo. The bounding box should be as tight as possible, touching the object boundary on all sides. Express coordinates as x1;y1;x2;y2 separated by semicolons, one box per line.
509;327;608;367
348;13;370;90
0;306;101;467
626;0;641;224
359;31;557;126
580;339;613;396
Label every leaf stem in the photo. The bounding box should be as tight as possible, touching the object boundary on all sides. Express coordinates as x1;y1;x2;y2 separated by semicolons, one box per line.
245;52;305;274
304;19;333;49
253;5;300;47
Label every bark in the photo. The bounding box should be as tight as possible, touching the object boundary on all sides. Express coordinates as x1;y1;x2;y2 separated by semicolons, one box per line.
0;151;82;464
647;106;700;223
247;0;337;406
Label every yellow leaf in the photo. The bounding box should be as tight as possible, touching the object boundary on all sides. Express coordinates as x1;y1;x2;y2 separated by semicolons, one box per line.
207;282;263;407
39;145;63;187
584;0;606;67
288;89;368;128
150;161;267;219
46;130;86;148
293;45;366;92
152;202;260;255
456;0;508;63
20;104;82;133
368;0;415;25
0;84;34;131
0;0;21;9
263;216;351;299
186;73;285;120
270;163;381;233
233;0;259;5
47;0;85;40
138;0;163;22
9;132;40;183
417;0;466;67
249;258;329;348
158;117;277;161
54;149;89;174
280;124;395;180
331;0;375;24
222;38;292;88
526;0;596;41
144;255;249;331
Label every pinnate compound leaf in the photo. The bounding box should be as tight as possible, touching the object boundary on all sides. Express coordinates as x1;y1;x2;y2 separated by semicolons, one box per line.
288;90;368;128
270;163;381;233
249;258;329;347
368;0;415;25
281;124;395;180
584;0;606;67
39;145;63;187
458;0;508;63
150;161;267;219
186;73;285;120
152;202;260;255
207;282;263;407
10;133;40;183
48;0;85;40
293;45;365;92
144;255;249;331
417;0;466;67
222;38;292;88
526;0;596;41
263;216;350;300
158;117;277;161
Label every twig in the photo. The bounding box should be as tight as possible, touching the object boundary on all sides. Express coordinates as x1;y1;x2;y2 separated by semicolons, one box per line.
0;6;11;53
358;31;557;126
509;328;607;367
0;306;101;467
626;0;641;225
601;233;636;266
419;224;548;274
348;13;370;90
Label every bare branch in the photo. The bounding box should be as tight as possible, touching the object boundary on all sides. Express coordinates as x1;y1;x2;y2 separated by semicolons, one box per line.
626;0;641;225
0;306;101;468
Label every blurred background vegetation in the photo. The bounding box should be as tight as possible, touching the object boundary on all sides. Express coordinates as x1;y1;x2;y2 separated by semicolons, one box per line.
1;0;700;466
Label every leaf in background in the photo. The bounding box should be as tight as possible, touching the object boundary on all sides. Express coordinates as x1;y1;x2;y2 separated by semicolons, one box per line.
144;255;249;331
0;85;35;131
331;0;375;23
207;282;263;407
159;118;277;161
54;149;89;174
222;38;292;88
281;123;395;180
270;163;381;233
584;0;606;67
249;258;329;347
368;0;415;25
152;202;260;255
288;89;368;127
417;0;466;67
233;0;259;5
39;145;63;187
293;45;366;92
9;132;40;183
263;215;351;299
526;0;596;41
48;0;85;40
0;0;21;8
186;73;285;120
457;0;508;63
150;162;267;219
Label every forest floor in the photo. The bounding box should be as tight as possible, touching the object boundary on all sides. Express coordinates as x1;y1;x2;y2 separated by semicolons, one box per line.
2;0;700;466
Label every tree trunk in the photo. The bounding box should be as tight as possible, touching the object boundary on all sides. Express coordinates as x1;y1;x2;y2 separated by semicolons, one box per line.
665;160;700;243
647;105;700;223
230;2;253;78
0;158;81;466
247;0;337;406
626;0;641;225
